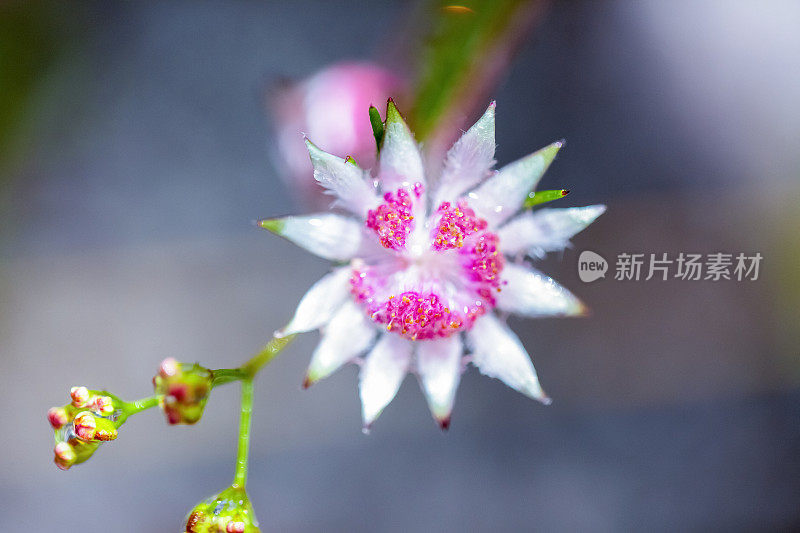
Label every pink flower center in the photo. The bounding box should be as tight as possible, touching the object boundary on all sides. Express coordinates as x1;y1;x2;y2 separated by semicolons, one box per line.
351;272;488;340
352;196;505;340
463;232;504;292
365;188;415;251
432;201;488;250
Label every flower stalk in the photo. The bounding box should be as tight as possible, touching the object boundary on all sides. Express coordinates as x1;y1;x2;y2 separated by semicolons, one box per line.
230;335;296;489
240;333;296;378
233;377;254;489
116;395;159;424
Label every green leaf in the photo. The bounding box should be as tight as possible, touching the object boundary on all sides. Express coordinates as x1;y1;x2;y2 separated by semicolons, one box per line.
408;0;537;141
368;105;385;151
524;189;570;208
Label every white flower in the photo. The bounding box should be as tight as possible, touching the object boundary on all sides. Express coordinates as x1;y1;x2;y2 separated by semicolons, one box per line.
261;100;605;430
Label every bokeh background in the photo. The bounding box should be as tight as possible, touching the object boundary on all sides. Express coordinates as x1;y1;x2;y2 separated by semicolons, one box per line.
2;1;799;531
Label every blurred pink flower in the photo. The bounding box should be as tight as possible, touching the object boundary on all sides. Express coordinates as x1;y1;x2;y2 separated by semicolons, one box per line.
270;62;406;208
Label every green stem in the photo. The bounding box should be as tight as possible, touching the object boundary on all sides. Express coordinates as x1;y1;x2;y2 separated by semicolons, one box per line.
240;334;296;378
233;377;254;488
117;395;159;425
128;395;159;413
202;334;296;488
210;334;297;388
230;335;296;487
211;367;250;387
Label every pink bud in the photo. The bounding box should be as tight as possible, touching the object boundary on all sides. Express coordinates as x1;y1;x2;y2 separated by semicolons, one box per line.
47;407;69;429
159;357;179;378
54;441;76;470
226;521;246;533
271;62;405;208
73;411;96;441
93;396;115;416
70;386;90;408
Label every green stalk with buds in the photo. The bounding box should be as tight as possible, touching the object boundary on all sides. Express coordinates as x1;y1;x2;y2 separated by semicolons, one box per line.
48;334;296;532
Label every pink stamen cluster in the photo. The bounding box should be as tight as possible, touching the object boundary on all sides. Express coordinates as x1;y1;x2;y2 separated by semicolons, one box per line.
365;188;414;250
350;270;487;340
432;201;488;250
461;233;505;303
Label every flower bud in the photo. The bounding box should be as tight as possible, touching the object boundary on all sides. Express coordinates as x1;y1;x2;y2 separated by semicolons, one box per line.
53;441;76;470
93;395;115;416
72;411;118;442
52;437;101;471
153;359;213;425
47;407;69;430
269;61;406;209
73;411;96;441
183;485;260;533
159;356;180;378
70;386;91;408
226;522;246;533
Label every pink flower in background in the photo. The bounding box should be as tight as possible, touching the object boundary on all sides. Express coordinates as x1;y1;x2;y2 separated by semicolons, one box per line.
260;101;604;430
270;62;406;207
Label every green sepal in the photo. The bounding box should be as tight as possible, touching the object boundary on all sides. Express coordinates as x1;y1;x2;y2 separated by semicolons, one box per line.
524;189;570;208
67;438;101;466
368;105;385;151
257;218;286;235
91;415;119;441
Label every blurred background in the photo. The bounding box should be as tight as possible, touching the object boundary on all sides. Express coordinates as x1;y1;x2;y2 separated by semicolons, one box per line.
2;1;799;531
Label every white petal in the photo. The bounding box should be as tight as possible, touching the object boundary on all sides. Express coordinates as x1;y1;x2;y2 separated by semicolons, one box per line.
305;139;379;215
416;335;463;428
305;301;376;386
359;334;413;429
280;267;352;336
498;205;606;257
433;101;496;206
496;263;586;317
379;100;425;193
466;314;550;403
466;141;562;227
259;213;364;261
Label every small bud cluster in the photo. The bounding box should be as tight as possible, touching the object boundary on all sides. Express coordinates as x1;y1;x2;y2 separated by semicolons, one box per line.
153;358;213;425
48;387;123;470
184;486;260;533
